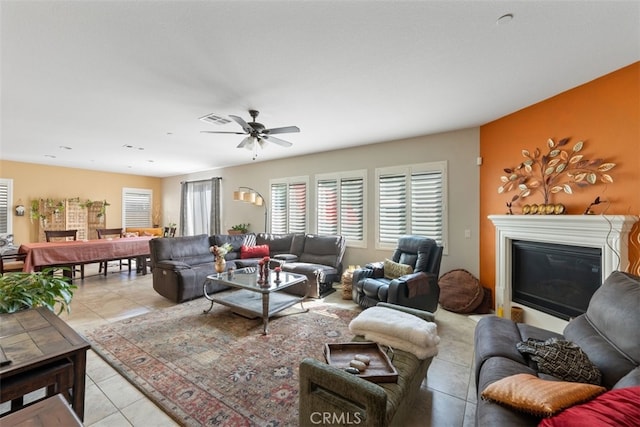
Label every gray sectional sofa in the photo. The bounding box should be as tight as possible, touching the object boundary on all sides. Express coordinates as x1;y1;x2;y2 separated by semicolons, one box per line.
149;232;346;303
474;271;640;426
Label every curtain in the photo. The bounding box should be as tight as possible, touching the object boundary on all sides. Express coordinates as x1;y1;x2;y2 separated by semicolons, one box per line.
179;177;221;236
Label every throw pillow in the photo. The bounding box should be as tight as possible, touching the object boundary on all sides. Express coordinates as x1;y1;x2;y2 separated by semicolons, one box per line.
516;338;602;385
481;373;606;417
539;386;640;427
240;244;270;259
124;232;139;238
383;259;413;279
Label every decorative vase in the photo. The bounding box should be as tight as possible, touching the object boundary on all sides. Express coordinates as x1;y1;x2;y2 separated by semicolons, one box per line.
214;257;226;276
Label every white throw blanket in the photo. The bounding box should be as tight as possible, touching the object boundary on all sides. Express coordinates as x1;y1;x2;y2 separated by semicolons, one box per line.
349;306;440;359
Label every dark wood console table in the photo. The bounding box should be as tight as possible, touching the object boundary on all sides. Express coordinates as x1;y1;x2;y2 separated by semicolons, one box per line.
0;307;91;421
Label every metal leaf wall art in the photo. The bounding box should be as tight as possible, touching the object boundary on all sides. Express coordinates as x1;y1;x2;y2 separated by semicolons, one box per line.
498;137;616;208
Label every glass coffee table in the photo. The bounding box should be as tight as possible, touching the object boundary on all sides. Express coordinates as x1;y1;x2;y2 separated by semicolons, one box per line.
204;267;309;334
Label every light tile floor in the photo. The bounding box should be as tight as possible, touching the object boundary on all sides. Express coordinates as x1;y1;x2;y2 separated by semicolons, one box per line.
2;264;478;426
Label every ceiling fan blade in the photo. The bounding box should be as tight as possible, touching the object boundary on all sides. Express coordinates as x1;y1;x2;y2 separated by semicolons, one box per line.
262;134;293;147
263;126;300;135
229;115;253;133
237;136;253;149
201;131;247;135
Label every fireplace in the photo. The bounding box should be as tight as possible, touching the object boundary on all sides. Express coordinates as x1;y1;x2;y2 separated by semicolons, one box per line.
512;240;601;321
488;214;638;333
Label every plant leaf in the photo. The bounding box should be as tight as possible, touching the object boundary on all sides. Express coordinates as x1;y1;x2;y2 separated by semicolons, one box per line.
563;184;573;194
587;172;597;184
528;180;541;188
504;168;513;173
601;174;614;183
522;149;530;158
598;163;616;171
544;166;555;176
558;137;570;146
569;154;583;164
498;186;505;194
549;149;560;157
525;164;532;173
555;163;566;173
548;159;561;167
520;189;531;198
518;184;528;191
573;173;587;182
573;140;584;152
500;176;509;183
547;138;555;148
550;186;563;193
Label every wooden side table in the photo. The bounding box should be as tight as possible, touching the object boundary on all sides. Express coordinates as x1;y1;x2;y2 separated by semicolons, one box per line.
0;307;91;421
0;393;82;426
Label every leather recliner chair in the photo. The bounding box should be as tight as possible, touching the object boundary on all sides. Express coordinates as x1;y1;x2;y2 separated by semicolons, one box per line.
352;235;443;312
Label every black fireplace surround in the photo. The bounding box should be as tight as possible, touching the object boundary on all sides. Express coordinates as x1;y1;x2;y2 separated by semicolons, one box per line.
512;240;602;320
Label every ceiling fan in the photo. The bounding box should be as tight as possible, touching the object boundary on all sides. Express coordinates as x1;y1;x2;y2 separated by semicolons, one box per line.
200;110;299;158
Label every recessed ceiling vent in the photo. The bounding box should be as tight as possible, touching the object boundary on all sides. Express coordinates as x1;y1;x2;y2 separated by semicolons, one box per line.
199;113;232;125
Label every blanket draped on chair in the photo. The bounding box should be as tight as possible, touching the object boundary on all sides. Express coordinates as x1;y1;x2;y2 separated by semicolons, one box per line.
349;306;440;359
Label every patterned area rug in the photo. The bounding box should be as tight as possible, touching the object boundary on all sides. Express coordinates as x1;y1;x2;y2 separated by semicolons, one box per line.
85;298;359;426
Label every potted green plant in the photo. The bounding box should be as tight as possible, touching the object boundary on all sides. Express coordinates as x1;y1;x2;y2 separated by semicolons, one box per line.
228;223;250;235
0;268;77;314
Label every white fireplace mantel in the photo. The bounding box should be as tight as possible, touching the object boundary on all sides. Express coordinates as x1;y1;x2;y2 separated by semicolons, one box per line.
488;214;638;332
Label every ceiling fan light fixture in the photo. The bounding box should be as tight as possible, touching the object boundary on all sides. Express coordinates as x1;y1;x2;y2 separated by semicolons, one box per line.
233;191;244;201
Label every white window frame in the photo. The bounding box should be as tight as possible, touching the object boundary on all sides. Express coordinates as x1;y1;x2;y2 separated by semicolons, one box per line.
375;161;448;253
0;178;14;234
122;188;153;228
315;170;367;248
269;176;309;234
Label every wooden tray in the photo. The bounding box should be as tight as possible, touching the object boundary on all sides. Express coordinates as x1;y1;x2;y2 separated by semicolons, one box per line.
324;342;398;383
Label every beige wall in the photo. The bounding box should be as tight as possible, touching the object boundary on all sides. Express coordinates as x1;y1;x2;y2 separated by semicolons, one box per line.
0;160;163;243
164;127;480;276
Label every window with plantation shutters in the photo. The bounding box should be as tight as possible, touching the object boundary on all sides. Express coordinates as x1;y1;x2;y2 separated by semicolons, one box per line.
0;179;12;234
375;161;447;252
270;177;308;234
316;171;366;247
122;188;152;228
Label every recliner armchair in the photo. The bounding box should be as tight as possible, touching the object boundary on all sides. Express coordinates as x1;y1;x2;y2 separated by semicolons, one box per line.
352;235;443;312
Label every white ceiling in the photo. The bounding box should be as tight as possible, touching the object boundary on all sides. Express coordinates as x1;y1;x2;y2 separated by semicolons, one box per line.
1;1;638;178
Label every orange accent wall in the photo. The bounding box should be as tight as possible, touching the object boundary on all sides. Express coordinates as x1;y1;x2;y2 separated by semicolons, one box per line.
480;62;640;299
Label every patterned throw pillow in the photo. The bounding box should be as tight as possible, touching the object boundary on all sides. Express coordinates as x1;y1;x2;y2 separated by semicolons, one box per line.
516;338;602;385
383;259;413;279
481;373;606;417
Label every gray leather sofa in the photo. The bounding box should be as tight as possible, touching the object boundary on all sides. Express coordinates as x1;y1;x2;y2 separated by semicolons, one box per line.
149;232;346;303
474;271;640;426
